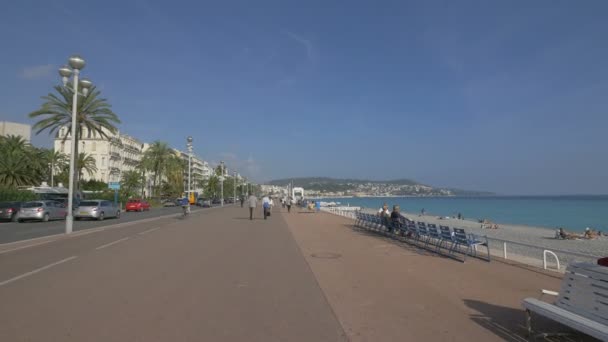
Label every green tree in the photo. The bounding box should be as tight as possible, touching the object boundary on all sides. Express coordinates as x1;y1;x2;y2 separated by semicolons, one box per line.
42;149;68;185
0;135;46;187
81;179;108;191
77;152;98;180
120;170;143;198
28;83;120;189
163;155;186;198
141;141;173;197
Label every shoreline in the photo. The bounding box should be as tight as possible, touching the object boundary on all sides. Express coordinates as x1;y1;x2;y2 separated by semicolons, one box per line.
349;207;607;263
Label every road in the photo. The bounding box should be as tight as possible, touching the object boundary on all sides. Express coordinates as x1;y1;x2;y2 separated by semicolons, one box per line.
0;206;208;244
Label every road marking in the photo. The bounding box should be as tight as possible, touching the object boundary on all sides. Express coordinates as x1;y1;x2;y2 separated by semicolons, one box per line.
95;237;129;250
138;227;160;235
0;239;58;255
0;256;78;287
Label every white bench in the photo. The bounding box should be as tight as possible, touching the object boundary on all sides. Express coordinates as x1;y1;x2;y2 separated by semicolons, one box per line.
522;262;608;340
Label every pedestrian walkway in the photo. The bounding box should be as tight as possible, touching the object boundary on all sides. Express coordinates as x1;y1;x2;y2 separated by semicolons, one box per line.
0;204;591;341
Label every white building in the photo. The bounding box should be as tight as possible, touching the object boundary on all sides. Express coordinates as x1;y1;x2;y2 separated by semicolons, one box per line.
0;121;31;142
54;126;146;183
172;149;213;192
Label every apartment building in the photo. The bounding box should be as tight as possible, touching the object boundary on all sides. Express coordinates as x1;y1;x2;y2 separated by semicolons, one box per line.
0;121;31;142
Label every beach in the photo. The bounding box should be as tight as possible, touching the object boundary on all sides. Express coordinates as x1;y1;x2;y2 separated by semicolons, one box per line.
343;207;607;271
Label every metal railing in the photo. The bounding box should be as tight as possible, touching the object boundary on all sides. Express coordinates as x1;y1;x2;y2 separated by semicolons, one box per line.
321;207;601;272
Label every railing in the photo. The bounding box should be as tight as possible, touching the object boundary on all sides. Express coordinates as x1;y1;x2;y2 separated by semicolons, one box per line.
321;207;601;272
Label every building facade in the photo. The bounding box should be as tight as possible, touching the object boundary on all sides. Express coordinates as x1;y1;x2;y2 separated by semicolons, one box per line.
172;149;213;192
54;127;145;183
0;121;31;142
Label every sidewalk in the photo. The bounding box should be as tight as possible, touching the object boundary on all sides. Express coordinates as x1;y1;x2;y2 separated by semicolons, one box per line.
0;204;592;341
0;205;346;342
281;207;589;341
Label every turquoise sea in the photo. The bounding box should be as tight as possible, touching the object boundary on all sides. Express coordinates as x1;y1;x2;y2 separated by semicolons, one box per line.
318;196;608;232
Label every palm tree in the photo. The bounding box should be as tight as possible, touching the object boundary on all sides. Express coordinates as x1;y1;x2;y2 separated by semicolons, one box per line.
0;135;47;187
76;152;98;180
43;149;68;185
164;155;186;197
120;170;143;198
141;141;173;197
28;83;120;189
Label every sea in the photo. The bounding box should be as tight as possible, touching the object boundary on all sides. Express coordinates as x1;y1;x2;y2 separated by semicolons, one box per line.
317;196;608;232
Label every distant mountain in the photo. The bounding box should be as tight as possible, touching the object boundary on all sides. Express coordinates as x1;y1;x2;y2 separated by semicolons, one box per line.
267;177;493;197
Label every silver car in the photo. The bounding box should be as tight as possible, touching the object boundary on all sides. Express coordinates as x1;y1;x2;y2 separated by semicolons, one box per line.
18;201;67;222
74;200;120;221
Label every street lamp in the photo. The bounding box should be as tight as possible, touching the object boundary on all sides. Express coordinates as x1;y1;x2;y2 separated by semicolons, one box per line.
233;171;237;203
48;162;54;187
58;55;92;234
219;161;225;206
187;136;193;212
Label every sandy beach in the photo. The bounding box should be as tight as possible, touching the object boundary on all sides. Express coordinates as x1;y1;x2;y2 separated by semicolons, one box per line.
337;207;607;270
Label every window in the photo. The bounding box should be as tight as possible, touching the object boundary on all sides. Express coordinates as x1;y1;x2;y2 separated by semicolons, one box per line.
101;156;106;167
60;142;65;153
92;142;97;152
101;172;106;181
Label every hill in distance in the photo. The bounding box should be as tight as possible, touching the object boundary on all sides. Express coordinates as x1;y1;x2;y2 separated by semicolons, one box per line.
268;177;493;196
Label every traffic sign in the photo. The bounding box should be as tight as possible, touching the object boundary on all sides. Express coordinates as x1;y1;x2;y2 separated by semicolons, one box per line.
108;182;120;190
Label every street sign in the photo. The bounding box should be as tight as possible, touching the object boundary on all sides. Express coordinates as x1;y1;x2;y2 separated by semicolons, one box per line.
108;182;120;190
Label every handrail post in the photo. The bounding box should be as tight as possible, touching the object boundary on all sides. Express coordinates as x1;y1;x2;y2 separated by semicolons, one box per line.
503;242;507;259
543;250;561;271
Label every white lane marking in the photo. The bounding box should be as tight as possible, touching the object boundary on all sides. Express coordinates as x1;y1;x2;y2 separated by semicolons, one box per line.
138;227;160;235
95;237;129;250
0;239;58;255
0;256;78;287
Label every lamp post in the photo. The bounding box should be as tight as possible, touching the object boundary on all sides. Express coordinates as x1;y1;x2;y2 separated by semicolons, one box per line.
48;162;54;187
219;161;225;206
233;171;237;203
187;136;193;211
58;55;92;235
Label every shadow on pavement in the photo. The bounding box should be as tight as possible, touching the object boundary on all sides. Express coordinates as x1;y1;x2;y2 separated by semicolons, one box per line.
346;223;441;258
463;299;593;342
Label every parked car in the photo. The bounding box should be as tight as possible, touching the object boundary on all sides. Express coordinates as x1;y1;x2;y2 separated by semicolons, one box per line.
212;198;221;204
162;199;177;207
125;199;151;212
196;198;212;207
18;201;67;222
0;201;23;222
74;200;120;221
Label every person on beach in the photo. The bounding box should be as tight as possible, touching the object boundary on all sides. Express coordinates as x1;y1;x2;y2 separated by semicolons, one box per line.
248;194;257;220
457;212;462;220
421;208;425;216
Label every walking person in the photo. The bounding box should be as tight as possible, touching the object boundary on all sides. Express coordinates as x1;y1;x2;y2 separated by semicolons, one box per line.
248;194;257;220
262;195;270;220
240;196;244;208
286;197;292;213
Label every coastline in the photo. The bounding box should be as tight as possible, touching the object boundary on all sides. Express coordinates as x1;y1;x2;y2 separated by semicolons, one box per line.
350;207;607;268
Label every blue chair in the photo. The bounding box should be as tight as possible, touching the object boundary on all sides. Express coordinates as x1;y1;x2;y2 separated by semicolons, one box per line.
449;228;491;262
406;221;417;239
426;224;440;248
416;222;429;244
438;225;453;252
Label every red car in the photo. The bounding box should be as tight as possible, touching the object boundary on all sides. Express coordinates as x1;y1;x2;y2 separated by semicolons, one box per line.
125;199;150;212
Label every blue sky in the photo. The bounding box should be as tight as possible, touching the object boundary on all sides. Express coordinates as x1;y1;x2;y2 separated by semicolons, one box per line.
1;0;607;194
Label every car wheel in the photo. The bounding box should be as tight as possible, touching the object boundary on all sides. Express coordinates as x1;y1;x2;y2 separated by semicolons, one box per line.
42;213;49;222
18;219;24;223
98;212;104;221
116;211;121;219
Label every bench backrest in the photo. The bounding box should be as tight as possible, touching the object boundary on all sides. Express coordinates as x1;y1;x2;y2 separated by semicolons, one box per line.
439;226;452;240
427;224;440;239
556;262;608;325
452;228;469;245
417;222;426;228
407;222;417;234
417;224;428;236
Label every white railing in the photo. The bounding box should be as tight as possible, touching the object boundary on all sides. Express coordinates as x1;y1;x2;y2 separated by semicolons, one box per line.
322;208;600;272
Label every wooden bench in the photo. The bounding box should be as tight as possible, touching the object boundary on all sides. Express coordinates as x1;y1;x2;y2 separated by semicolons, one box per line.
522;262;608;340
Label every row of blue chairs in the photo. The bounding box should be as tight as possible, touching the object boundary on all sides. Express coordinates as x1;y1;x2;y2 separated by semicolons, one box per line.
355;211;490;262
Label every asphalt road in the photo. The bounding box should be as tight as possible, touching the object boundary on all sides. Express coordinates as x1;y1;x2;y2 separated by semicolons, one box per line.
0;206;210;244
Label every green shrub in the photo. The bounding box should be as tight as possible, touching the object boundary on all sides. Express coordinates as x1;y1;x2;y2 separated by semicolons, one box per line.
0;187;38;202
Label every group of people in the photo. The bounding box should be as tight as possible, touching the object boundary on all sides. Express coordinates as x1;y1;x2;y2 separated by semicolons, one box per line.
556;227;604;240
245;194;296;220
377;203;404;233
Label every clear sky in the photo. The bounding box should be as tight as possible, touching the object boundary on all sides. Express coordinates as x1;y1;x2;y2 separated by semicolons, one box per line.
1;0;607;194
